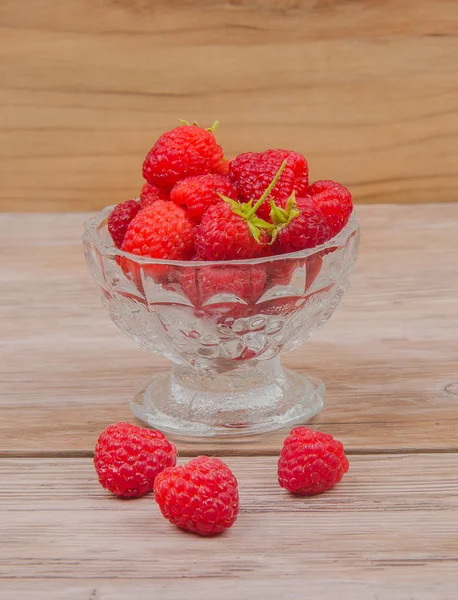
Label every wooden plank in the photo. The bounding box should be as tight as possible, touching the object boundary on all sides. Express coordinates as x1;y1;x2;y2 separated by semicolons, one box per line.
1;455;458;598
1;205;458;455
2;580;457;600
1;0;458;211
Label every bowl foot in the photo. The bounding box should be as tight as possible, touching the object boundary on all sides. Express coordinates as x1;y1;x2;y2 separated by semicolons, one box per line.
130;359;324;437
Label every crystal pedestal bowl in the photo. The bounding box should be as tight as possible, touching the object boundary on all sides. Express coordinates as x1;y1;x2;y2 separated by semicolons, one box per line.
83;207;359;437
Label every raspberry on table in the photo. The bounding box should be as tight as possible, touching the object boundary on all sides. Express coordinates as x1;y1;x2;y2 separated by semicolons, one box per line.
94;422;177;498
171;173;239;224
140;182;170;207
142;123;224;189
154;456;239;536
108;199;142;249
306;180;353;237
271;195;333;254
121;200;195;261
278;426;349;495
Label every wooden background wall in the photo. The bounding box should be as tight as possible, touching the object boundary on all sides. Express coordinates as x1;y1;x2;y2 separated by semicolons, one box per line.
1;0;457;212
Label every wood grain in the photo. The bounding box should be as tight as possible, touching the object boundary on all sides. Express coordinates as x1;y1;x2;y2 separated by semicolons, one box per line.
1;455;458;599
1;0;458;211
1;205;458;456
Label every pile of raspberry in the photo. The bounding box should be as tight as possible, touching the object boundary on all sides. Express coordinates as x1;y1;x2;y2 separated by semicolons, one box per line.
108;121;353;262
94;422;349;537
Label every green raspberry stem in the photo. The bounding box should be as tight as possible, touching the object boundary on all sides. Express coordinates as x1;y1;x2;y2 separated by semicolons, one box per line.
206;121;219;133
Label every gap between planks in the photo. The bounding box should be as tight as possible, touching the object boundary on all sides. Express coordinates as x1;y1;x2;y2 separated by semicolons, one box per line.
2;448;458;459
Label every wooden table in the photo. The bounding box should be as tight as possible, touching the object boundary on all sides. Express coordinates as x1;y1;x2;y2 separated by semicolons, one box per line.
1;205;458;599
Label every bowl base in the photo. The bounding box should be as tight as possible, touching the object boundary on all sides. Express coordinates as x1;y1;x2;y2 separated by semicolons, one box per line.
130;362;324;438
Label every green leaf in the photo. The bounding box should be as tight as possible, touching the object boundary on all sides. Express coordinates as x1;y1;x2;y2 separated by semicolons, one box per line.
285;191;297;213
269;199;288;225
251;217;275;230
248;221;261;242
270;226;280;245
218;194;241;211
288;208;301;223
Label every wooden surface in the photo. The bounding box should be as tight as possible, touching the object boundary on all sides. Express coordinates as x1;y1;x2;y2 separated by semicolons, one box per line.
1;0;458;212
1;455;458;599
1;204;458;456
1;204;458;598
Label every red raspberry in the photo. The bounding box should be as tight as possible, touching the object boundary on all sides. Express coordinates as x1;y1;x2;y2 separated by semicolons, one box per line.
194;161;289;261
265;258;297;287
306;180;353;237
271;195;332;254
140;182;170;207
108;199;142;249
121;200;195;261
142;124;224;189
171;174;238;224
154;456;239;536
294;175;310;198
179;264;266;306
94;422;177;498
258;245;274;258
264;149;309;200
264;149;308;179
195;201;269;261
228;152;295;205
278;426;349;495
305;253;323;291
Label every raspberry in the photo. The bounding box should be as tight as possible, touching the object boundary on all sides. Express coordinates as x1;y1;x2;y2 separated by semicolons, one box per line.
271;195;333;254
179;264;266;306
294;175;310;197
264;149;308;179
142;123;224;189
305;253;323;291
306;180;353;237
154;456;239;536
266;258;297;287
195;201;269;261
278;426;349;495
121;200;195;261
108;200;142;249
194;161;288;261
140;182;170;207
171;174;238;224
229;152;295;205
258;245;274;258
94;422;177;498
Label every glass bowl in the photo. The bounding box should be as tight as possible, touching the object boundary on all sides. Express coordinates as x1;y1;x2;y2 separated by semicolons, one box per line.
83;207;360;437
